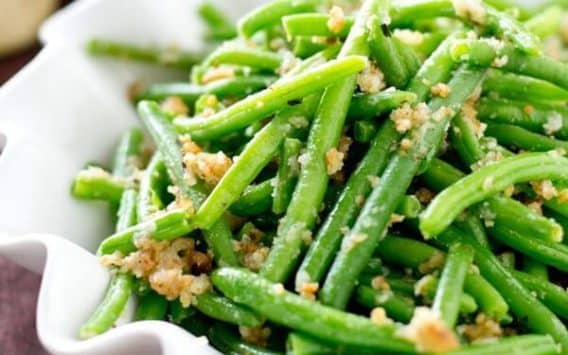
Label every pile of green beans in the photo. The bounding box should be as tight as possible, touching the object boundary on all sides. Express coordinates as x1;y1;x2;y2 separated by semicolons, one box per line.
72;0;568;354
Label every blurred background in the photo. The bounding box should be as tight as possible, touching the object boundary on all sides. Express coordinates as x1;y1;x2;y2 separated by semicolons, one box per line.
0;2;71;354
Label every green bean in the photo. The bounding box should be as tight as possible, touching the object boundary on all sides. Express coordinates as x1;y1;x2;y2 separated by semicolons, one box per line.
169;299;196;324
194;292;262;327
292;36;330;59
112;128;144;178
368;3;412;89
449;113;486;169
86;39;202;70
483;5;541;55
135;76;276;105
522;257;549;281
208;323;282;355
137;154;169;222
355;285;415;323
238;0;318;38
286;333;375;355
390;0;456;28
72;168;127;203
432;243;473;327
192;47;284;84
393;38;422;79
79;273;134;339
421;158;465;192
498;251;517;269
447;335;559;355
489;223;568;272
347;89;417;121
134;291;168;321
420;153;568;238
137;101;239;266
273;138;303;215
512;269;568;320
414;274;478;316
454;207;490;249
282;13;354;39
261;0;379;284
463;271;509;321
477;98;568;139
484;0;532;19
484;197;563;243
353;121;378;143
450;39;568;90
483;70;568;103
191;95;319;230
115;190;138;233
485;122;568;153
230;179;274;217
524;5;563;39
321;66;485;309
174;56;368;141
436;226;568;351
198;3;237;41
212;267;415;352
295;121;399;289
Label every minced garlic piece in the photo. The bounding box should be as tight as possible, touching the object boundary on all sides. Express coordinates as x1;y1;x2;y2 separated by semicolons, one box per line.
418;252;446;274
452;0;486;25
393;29;424;46
400;138;412;151
430;83;451;98
370;307;393;325
278;50;300;76
184;151;232;186
527;200;543;215
325;148;345;175
371;276;391;291
432;106;455;122
397;307;460;352
531;180;558;201
201;66;235;84
492;55;509;68
355;194;365;207
357;63;386;94
327;6;346;34
161;96;189;116
367;175;381;188
458;313;503;342
239;326;271;346
543;112;563;136
299;282;319;300
390;103;431;133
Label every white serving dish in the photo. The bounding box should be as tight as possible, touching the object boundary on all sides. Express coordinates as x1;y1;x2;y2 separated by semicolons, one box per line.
0;0;544;354
0;1;261;354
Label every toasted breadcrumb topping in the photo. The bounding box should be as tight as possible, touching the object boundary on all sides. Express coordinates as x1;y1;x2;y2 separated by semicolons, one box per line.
327;6;346;34
325;148;345;175
298;152;311;166
458;313;503;342
543;112;563;136
201;66;235;84
418;252;446;274
344;233;368;252
400;138;412;151
531;180;558;201
370;307;394;325
430;83;451;98
299;282;319;300
523;105;535;115
452;0;486;25
393;29;424;46
355;194;365;207
391;103;431;134
161;96;189;116
239;326;271;346
527;200;543;216
491;55;508;68
432;106;455;122
279;50;300;76
367;175;381;188
371;276;391;291
397;307;460;352
357;63;386;94
389;214;405;225
183;151;232;186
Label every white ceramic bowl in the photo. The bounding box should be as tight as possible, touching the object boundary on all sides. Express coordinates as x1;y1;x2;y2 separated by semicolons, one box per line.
0;0;544;354
0;1;262;354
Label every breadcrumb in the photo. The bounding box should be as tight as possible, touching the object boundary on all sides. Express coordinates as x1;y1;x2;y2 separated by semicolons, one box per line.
161;96;189;116
371;276;391;291
400;138;412;151
299;282;319;300
452;0;486;25
367;175;381;188
416;188;435;204
327;6;346;34
201;66;235;84
418;252;446;274
557;189;568;204
430;83;451;98
183;151;232;186
432;106;455;122
527;200;543;216
239;326;271;346
390;103;431;134
543;112;563;136
325;148;345;175
531;180;558;201
523;105;535;115
397;307;460;352
357;63;386;94
458;313;503;342
370;307;394;325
